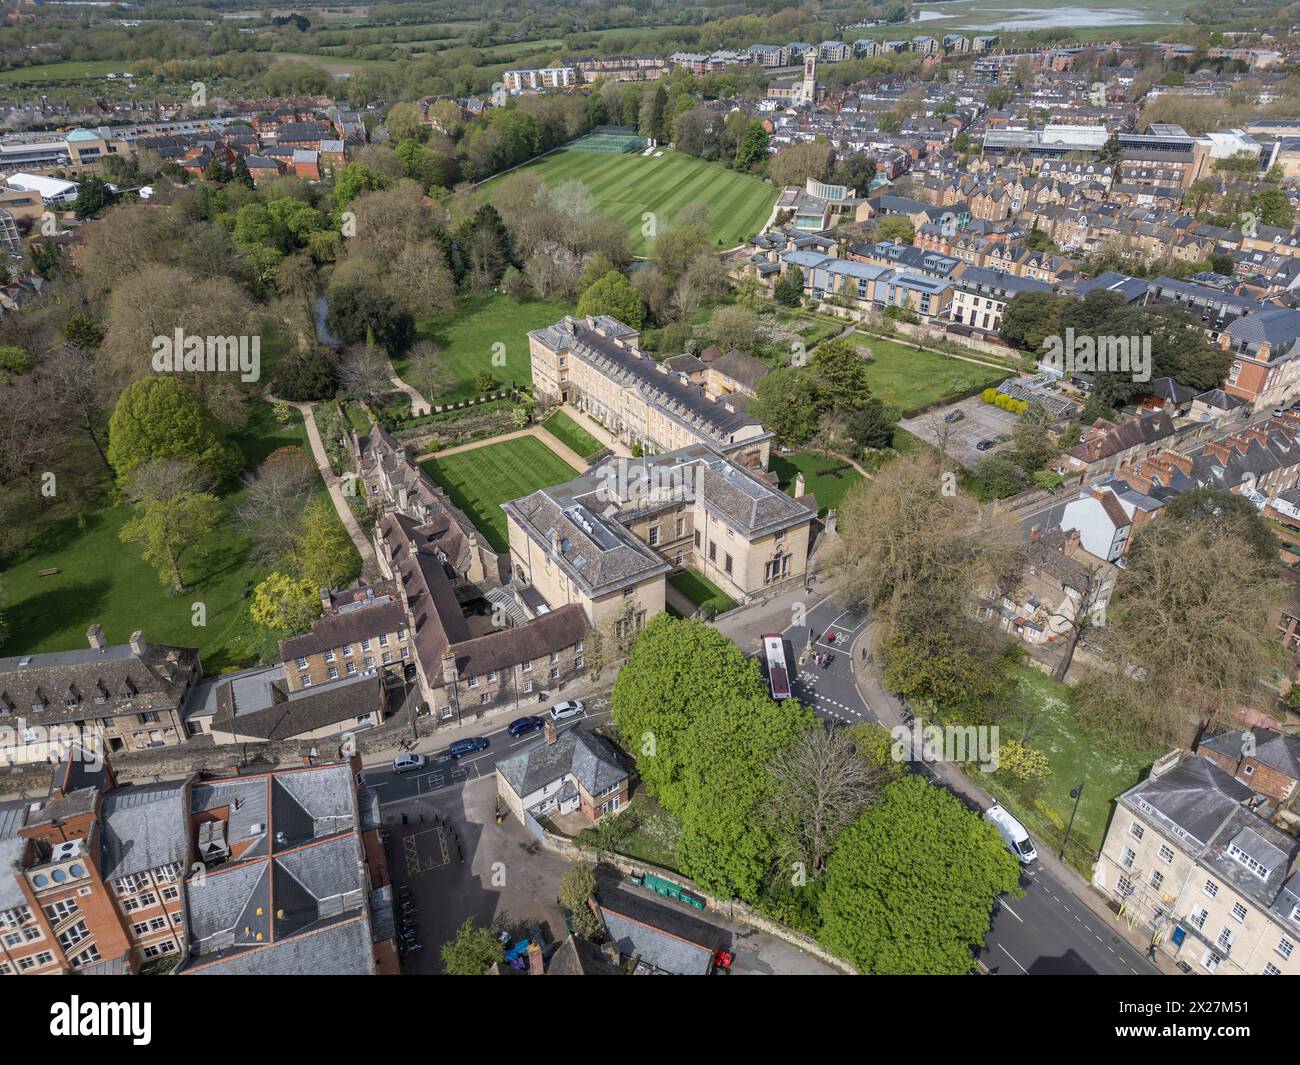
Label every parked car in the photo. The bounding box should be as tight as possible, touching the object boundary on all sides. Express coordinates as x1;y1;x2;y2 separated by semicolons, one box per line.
975;439;995;452
549;700;585;721
943;410;964;423
508;715;544;737
1274;407;1288;418
392;754;426;774
984;804;1038;864
447;737;489;759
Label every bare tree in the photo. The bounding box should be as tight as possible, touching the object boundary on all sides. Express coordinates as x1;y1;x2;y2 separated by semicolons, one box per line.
336;344;391;401
235;446;319;568
405;340;453;401
763;725;886;879
38;344;113;471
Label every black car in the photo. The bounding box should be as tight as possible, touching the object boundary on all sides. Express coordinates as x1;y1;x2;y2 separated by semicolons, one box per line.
447;736;489;759
508;715;544;737
975;439;995;451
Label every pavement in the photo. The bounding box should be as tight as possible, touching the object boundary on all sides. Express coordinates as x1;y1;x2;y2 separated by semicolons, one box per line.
899;393;1021;468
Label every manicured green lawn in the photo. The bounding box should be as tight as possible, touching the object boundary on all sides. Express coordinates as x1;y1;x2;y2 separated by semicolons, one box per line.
420;436;577;551
400;292;571;405
0;60;129;84
771;452;864;515
857;337;1005;416
486;148;778;255
668;569;738;615
983;668;1159;874
542;411;602;461
0;400;355;673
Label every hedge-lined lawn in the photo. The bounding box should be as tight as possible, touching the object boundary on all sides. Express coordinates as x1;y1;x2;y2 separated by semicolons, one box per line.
542;411;602;461
401;292;571;406
857;337;1005;417
488;148;778;255
420;436;576;551
668;569;738;615
772;452;864;515
0;400;333;672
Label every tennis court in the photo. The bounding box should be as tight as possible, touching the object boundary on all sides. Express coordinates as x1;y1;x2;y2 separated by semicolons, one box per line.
569;126;647;153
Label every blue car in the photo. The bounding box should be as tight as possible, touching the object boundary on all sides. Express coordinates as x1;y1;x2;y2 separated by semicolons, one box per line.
508;716;544;737
447;736;489;759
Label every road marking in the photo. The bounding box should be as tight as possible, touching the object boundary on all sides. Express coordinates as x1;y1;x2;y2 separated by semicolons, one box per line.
999;901;1023;923
997;943;1029;974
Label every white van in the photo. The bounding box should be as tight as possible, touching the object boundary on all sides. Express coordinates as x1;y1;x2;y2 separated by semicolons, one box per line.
984;804;1037;864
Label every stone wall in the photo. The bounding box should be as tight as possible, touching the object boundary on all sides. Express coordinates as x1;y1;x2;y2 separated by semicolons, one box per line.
537;829;858;974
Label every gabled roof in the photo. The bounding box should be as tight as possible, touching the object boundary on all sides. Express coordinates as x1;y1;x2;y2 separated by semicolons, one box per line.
496;724;626;800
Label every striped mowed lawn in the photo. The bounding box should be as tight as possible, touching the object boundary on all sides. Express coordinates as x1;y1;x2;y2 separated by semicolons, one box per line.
420;436;578;551
490;149;778;255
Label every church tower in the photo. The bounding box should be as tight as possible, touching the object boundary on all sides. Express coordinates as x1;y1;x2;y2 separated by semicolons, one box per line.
800;53;817;106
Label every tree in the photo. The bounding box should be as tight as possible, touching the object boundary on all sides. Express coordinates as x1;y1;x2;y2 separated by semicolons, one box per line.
336;344;391;400
294;496;359;591
844;400;894;450
876;216;915;245
385;101;428;143
250;572;323;632
106;377;231;488
818;775;1021;974
611;616;815;900
326;259;413;351
37;345;113;470
440;918;504;975
750;366;822;447
74;176;112;219
763;725;885;880
769;140;834;189
1001;290;1064;354
236;446;319;568
734;120;769;170
773;265;804;307
810;338;872;412
120;490;223;592
558;861;603;940
577;270;644;329
1074;490;1286;744
1008;404;1058;471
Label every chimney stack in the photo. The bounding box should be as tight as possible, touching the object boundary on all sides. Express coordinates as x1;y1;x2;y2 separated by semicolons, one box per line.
320;588;332;613
794;472;806;498
549;529;559;556
1028;523;1041;543
542;719;558;745
527;939;545;975
86;623;106;651
128;630;144;655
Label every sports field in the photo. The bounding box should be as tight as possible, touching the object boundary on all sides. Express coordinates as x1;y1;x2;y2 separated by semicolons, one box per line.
420;436;577;551
491;148;778;255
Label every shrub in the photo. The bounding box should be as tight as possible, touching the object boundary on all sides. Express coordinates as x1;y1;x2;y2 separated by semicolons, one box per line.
981;387;998;404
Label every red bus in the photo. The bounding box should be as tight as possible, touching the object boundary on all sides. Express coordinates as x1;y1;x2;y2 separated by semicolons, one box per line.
762;634;792;701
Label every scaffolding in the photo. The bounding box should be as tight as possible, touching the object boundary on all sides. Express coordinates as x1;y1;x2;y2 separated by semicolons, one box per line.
1116;864;1177;950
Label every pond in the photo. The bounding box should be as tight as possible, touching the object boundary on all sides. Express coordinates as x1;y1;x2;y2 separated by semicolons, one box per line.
313;294;343;348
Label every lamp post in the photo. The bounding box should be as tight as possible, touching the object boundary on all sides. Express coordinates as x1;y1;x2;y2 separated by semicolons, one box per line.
1060;783;1084;860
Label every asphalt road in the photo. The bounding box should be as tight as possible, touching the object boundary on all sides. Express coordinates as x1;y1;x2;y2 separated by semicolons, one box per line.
769;596;1159;977
362;707;611;805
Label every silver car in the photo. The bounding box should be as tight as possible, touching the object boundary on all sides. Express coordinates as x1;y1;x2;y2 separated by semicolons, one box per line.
549;700;585;721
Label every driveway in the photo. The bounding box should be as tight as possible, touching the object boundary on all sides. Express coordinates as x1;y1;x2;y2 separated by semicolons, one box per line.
900;395;1021;468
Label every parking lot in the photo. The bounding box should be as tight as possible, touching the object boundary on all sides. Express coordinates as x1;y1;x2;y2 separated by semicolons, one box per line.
378;776;572;974
899;395;1021;467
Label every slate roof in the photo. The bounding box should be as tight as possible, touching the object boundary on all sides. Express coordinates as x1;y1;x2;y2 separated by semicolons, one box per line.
1070;411;1175;464
208;663;385;741
1122;755;1253;850
544;933;624;975
0;638;198;728
1200;727;1300;781
99;782;189;881
597;887;719;975
180;763;375;975
1226;306;1300;361
496;724;626;801
530;316;764;449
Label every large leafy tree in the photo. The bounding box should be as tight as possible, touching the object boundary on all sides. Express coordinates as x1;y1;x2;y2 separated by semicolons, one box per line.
106;377;231;487
818;775;1022;974
120;491;223;592
611;616;814;900
576;270;644;329
440;918;504;975
294;496;360;591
